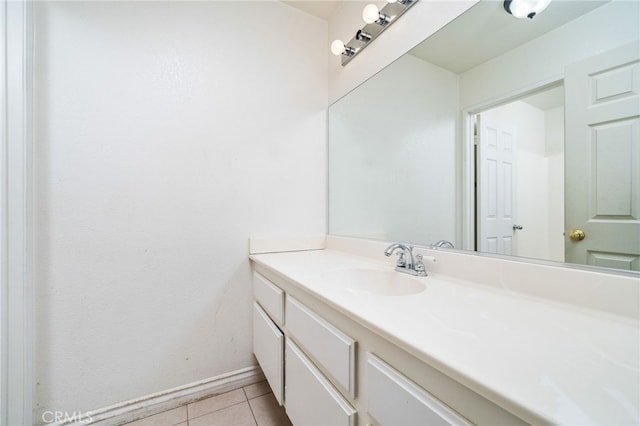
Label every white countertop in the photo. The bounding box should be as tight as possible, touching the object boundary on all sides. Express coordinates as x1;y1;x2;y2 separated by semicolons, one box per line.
250;248;640;425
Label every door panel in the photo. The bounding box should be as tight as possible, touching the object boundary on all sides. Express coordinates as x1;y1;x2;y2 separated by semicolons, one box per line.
565;42;640;270
478;117;517;255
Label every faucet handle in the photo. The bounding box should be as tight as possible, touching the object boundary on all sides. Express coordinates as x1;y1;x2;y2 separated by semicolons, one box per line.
414;254;427;276
396;251;408;267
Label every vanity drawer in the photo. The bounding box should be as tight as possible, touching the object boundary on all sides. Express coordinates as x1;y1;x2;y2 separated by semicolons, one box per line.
253;272;284;326
285;339;357;426
285;296;356;397
367;353;471;426
252;302;284;405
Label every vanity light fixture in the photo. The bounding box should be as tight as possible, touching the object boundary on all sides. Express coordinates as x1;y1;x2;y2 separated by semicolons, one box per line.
331;0;418;66
503;0;552;19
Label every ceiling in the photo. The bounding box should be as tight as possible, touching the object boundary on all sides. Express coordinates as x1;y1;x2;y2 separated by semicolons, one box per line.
281;0;610;76
281;0;342;20
521;85;565;110
409;0;609;74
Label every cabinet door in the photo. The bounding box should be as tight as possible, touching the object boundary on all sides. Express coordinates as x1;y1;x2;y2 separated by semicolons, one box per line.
253;303;284;405
253;272;284;326
285;339;357;426
286;296;356;397
367;353;471;426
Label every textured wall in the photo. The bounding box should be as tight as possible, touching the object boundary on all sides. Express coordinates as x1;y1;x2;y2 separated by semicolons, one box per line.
33;1;327;419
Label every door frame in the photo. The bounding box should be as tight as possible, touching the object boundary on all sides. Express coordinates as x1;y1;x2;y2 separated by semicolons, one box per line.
1;0;34;424
460;77;563;251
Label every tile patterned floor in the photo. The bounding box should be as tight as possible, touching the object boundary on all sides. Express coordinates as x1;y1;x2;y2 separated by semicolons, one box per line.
123;381;292;426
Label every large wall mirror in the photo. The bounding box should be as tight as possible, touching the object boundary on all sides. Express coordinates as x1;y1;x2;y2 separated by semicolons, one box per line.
329;0;640;272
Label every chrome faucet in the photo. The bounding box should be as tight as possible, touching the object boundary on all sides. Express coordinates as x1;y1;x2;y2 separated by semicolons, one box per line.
384;243;427;277
431;240;454;249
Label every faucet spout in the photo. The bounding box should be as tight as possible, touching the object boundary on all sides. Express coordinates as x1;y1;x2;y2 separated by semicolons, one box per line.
384;242;409;257
384;243;426;276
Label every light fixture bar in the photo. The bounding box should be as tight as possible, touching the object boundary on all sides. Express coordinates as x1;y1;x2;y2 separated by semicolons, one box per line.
339;0;419;66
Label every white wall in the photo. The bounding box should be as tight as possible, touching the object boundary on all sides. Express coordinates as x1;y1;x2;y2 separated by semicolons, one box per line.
33;1;327;420
330;54;459;245
328;0;478;103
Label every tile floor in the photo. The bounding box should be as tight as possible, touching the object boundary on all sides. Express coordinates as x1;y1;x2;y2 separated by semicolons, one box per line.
123;381;292;426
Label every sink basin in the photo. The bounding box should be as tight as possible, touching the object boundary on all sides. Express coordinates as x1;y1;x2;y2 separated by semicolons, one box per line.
321;268;426;296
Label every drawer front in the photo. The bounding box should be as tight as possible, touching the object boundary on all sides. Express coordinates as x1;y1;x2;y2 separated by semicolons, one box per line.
285;339;357;426
286;296;356;397
367;353;471;426
253;272;284;326
253;303;284;405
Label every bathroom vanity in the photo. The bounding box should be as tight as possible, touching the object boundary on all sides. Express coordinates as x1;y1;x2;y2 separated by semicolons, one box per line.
250;236;639;426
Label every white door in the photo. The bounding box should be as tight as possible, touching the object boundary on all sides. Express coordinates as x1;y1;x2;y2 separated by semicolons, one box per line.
565;42;640;271
477;116;518;255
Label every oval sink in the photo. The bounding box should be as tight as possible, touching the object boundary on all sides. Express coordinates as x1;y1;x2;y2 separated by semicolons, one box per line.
321;268;426;296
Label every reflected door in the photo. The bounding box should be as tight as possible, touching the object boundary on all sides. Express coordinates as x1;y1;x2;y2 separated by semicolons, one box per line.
477;116;517;255
565;42;640;271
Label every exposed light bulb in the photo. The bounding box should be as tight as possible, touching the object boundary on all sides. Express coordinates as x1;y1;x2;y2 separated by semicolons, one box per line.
331;39;346;56
362;4;381;24
386;0;397;3
504;0;552;19
330;40;355;57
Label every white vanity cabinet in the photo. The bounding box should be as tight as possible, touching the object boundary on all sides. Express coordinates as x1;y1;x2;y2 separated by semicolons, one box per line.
252;266;523;426
252;272;357;421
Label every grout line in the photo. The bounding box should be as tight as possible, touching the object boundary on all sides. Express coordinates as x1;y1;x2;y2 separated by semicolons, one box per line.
246;396;259;426
248;392;269;401
186;388;248;421
187;400;251;422
175;405;188;426
244;381;271;401
170;413;188;426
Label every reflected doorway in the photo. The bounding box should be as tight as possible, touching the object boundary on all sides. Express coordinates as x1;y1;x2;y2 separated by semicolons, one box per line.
473;85;565;262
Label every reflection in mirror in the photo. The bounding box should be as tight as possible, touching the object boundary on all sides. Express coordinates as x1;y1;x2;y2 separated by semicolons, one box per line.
474;84;565;263
329;53;459;245
329;0;640;272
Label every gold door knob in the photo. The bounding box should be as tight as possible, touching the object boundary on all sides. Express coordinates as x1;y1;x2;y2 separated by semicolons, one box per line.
569;229;586;241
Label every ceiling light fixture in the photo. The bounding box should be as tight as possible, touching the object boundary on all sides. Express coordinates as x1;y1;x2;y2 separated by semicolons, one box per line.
503;0;552;19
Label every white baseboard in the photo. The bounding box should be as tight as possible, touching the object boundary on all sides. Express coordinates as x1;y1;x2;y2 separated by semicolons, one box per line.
56;365;265;426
